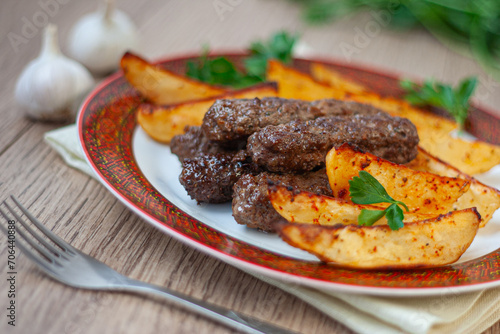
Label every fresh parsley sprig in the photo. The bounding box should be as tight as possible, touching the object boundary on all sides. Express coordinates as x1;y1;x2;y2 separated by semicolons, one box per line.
186;31;298;88
400;77;478;130
349;171;409;231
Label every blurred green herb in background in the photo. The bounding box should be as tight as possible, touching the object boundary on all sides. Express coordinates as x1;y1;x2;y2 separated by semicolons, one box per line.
401;77;477;130
186;31;298;88
288;0;500;80
245;31;297;80
186;46;261;88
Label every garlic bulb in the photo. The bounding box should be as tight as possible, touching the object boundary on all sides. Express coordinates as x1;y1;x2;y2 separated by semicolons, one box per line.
15;24;94;122
67;0;139;74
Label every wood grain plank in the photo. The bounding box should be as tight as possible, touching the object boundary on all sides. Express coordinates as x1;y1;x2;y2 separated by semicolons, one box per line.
0;124;350;334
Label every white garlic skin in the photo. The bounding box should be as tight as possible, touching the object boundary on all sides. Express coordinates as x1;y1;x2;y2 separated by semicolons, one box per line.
68;7;139;74
15;25;94;122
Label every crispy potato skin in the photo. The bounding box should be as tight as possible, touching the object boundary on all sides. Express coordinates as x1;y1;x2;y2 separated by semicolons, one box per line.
326;144;470;214
121;52;227;105
275;208;480;269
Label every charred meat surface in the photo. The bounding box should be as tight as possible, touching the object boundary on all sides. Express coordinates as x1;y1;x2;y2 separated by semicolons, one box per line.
179;152;258;203
202;97;386;142
232;170;332;232
170;126;226;162
247;114;419;173
170;126;245;162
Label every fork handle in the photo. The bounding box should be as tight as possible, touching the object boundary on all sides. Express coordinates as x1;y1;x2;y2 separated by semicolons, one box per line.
118;278;297;334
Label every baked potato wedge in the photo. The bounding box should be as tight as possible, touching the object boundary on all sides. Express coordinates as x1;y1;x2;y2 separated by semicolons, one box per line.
326;144;470;214
417;128;500;175
137;82;278;143
310;63;366;94
275;208;480;269
120;52;227;105
349;94;500;175
407;147;500;226
266;60;345;100
269;184;434;226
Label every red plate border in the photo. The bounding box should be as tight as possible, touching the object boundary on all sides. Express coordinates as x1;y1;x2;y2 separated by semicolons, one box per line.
77;53;500;296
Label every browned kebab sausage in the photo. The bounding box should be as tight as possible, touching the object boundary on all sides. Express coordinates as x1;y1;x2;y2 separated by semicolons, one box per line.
247;114;419;173
201;97;387;142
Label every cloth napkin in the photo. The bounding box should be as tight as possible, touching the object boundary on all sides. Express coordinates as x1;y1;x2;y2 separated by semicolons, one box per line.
45;124;500;334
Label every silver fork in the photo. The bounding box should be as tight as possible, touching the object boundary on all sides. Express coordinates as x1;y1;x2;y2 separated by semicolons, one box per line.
0;196;296;334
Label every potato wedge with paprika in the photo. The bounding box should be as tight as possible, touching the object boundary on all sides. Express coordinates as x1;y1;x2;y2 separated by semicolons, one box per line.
348;94;500;175
407;147;500;226
326;144;470;214
268;184;434;226
275;208;480;269
137;82;278;143
310;63;367;95
120;52;227;105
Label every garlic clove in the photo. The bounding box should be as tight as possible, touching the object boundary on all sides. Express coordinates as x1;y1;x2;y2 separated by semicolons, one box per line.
15;24;94;122
68;0;140;74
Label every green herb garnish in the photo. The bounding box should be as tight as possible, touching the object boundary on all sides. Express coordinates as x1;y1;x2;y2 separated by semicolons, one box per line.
349;171;409;230
186;31;298;88
244;31;297;80
185;46;262;89
288;0;500;80
400;77;477;130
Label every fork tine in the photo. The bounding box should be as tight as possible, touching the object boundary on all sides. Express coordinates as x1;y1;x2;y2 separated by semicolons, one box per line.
0;209;62;276
3;201;69;260
10;196;76;255
0;225;56;276
0;206;63;266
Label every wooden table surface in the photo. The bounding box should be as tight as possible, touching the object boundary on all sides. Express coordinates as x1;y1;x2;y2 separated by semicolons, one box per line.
1;1;500;333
